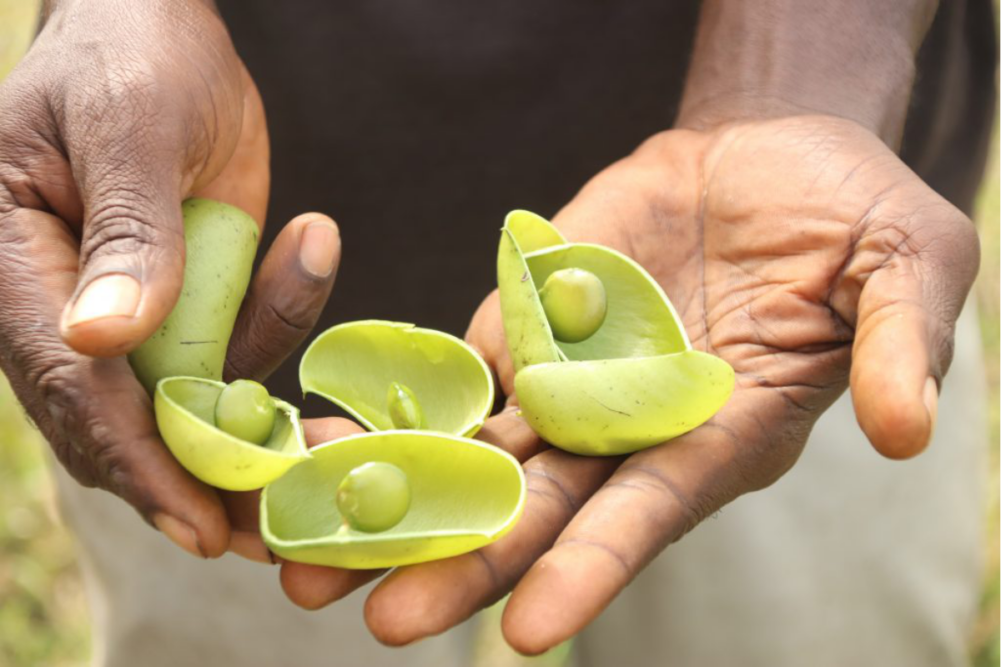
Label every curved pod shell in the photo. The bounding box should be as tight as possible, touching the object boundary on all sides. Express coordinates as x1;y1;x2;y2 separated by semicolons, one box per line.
261;431;526;569
515;352;734;456
300;321;494;437
498;210;735;456
155;377;309;491
130;198;259;394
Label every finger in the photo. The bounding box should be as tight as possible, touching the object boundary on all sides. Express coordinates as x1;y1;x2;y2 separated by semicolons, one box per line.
55;82;217;359
220;490;271;564
474;398;547;462
0;208;230;557
500;390;791;655
302;415;367;446
281;563;386;610
228;526;273;564
837;199;980;459
224;213;341;383
363;450;620;646
465;291;515;396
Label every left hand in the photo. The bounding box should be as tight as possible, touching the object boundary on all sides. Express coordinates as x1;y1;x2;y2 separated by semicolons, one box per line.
280;115;979;650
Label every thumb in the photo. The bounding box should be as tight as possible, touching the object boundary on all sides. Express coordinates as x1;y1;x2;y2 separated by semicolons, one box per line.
224;212;341;383
58;167;185;358
54;60;245;358
837;195;980;459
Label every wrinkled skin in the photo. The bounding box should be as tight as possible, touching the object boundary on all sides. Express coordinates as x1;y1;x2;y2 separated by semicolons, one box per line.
282;116;979;652
0;1;981;650
0;1;339;558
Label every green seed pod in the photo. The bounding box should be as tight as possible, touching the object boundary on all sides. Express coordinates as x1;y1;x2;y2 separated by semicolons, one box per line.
129;198;258;394
266;320;525;568
133;199;309;491
386;382;425;430
497;210;735;456
300;321;493;437
336;462;411;533
261;431;526;569
538;268;607;343
214;379;277;446
155;377;309;491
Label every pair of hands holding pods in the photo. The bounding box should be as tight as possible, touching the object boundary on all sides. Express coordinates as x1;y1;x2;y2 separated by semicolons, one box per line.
0;1;978;653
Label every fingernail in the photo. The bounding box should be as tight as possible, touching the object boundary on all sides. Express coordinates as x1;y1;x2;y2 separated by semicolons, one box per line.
65;274;140;327
299;219;339;278
153;513;206;559
923;377;938;442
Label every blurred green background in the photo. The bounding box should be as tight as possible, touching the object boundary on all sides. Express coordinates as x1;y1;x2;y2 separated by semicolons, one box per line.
0;1;997;666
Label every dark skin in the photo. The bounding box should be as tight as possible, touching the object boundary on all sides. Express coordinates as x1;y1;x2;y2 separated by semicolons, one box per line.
0;0;982;655
280;114;979;652
280;0;980;653
0;0;340;559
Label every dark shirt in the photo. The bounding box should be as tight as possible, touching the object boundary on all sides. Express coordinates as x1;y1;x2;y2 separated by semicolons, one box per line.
214;1;996;410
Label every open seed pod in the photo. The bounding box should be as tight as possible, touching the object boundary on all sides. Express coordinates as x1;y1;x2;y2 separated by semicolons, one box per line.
261;431;526;569
155;377;309;491
299;320;494;437
129;199;309;490
262;320;521;568
498;210;735;455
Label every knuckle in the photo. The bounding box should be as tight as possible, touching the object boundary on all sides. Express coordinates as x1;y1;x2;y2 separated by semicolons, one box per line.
88;440;132;497
34;355;88;429
0;354;101;489
51;438;100;489
33;356;133;496
79;200;158;264
222;351;255;383
68;57;163;130
525;467;582;517
0;195;21;237
860;222;922;260
226;299;320;381
611;463;713;540
263;300;318;336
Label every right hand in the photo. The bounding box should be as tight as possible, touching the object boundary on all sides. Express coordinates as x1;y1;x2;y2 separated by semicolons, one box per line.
0;0;340;559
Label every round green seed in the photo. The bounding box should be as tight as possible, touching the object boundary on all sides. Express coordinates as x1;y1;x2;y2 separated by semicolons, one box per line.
336;462;412;533
539;268;608;343
214;379;276;445
387;381;426;430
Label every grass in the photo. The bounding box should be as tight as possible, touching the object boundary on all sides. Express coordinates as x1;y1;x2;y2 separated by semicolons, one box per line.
0;2;996;666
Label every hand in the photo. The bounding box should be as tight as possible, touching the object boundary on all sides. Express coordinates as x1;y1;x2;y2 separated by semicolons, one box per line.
281;116;977;649
0;0;340;558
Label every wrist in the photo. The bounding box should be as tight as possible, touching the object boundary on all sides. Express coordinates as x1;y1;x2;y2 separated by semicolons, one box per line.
675;0;937;149
40;0;220;28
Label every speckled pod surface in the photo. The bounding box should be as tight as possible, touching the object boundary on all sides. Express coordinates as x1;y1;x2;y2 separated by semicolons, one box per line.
497;210;735;455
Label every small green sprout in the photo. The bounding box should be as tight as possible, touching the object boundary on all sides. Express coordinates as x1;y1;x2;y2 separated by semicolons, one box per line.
386;382;426;430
